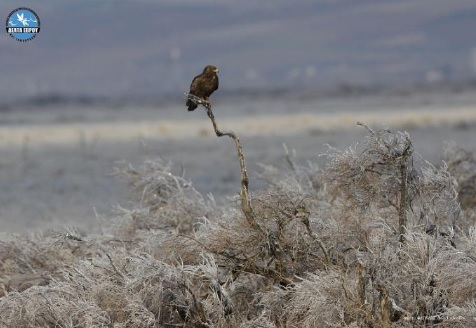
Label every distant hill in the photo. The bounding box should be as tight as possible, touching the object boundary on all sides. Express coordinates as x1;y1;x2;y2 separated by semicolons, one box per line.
0;0;475;101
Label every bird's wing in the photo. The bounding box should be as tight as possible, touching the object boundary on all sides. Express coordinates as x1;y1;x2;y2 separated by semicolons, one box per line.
17;13;23;21
189;74;204;96
214;75;219;91
204;75;218;96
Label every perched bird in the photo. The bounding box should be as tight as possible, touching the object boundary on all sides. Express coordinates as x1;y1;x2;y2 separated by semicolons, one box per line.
186;65;219;111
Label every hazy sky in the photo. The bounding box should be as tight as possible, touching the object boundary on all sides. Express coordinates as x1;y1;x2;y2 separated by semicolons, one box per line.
1;0;476;101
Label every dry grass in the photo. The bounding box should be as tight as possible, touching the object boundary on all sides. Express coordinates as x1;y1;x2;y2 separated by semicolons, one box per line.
1;126;476;327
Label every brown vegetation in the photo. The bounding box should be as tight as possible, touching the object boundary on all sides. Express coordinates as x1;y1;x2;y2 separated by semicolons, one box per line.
1;103;476;327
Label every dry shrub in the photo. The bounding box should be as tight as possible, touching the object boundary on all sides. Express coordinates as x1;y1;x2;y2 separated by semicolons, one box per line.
2;126;476;327
189;190;326;282
261;270;363;327
252;127;475;327
322;129;413;210
418;162;461;229
114;158;219;235
443;144;476;209
0;284;112;327
0;244;231;327
0;232;102;293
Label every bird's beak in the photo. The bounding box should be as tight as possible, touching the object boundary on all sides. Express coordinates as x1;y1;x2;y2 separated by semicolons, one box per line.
214;68;219;73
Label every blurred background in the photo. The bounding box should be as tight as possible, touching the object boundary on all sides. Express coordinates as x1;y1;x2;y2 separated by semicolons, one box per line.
1;0;476;101
1;0;476;233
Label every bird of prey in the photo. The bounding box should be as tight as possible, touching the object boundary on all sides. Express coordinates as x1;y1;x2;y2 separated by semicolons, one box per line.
186;65;219;111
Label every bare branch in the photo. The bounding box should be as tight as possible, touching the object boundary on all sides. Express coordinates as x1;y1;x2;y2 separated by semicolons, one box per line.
398;134;413;244
283;143;296;172
187;93;261;232
357;121;375;134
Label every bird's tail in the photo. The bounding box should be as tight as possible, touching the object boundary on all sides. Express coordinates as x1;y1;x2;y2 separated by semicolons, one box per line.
186;99;197;111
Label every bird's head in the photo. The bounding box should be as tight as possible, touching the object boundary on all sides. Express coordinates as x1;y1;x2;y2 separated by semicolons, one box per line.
204;65;219;75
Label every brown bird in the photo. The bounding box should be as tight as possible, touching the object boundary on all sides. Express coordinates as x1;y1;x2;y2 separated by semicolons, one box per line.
186;65;219;111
